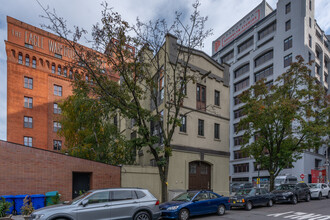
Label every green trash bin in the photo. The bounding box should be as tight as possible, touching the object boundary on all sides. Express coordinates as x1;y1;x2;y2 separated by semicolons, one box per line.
45;191;59;206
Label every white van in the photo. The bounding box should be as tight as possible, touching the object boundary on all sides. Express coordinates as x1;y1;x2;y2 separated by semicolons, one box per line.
274;175;298;187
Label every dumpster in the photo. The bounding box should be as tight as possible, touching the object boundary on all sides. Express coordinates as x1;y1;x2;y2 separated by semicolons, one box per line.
0;195;14;214
13;195;29;215
45;191;58;206
30;194;45;210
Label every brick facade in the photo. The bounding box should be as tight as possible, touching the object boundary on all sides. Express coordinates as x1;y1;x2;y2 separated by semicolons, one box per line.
5;16;119;151
0;141;121;201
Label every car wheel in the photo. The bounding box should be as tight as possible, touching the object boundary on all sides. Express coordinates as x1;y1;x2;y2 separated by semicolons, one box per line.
245;201;252;211
327;192;330;199
178;209;190;220
291;195;297;204
134;211;151;220
305;193;311;202
318;192;322;200
217;204;226;216
267;199;273;207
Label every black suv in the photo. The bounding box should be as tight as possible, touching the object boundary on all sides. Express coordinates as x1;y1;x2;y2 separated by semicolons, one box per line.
272;183;311;204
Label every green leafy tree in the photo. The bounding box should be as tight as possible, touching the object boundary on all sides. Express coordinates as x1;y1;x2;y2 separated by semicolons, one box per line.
41;1;211;201
238;56;329;191
58;80;136;165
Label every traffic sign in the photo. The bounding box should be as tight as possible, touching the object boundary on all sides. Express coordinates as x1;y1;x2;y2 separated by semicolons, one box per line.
300;174;305;179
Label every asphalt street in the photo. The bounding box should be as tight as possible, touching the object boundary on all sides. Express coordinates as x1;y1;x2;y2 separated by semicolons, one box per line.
11;197;330;220
192;198;330;220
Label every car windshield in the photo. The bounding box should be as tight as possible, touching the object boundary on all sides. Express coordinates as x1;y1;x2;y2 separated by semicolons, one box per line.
309;184;320;189
275;179;285;185
276;184;295;190
172;192;198;202
235;188;255;196
67;191;93;205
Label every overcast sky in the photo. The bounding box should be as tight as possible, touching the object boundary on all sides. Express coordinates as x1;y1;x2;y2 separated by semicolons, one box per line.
0;0;330;141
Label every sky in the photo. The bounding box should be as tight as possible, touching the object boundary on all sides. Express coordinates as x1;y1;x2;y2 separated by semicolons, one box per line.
0;0;330;141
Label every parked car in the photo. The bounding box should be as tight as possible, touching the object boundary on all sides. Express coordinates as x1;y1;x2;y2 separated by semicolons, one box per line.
308;183;330;199
231;182;253;193
272;183;311;204
159;190;230;220
274;175;298;187
229;188;275;211
30;188;161;220
230;183;242;193
260;183;270;191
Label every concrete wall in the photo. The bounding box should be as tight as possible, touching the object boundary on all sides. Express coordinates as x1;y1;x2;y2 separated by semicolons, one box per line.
121;150;230;202
167;151;230;197
121;165;161;200
0;141;121;201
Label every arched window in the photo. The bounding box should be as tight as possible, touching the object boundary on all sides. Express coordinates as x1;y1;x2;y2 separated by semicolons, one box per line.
52;63;56;74
32;57;37;68
63;68;67;77
18;52;23;64
57;65;61;75
46;60;50;69
25;55;30;66
39;58;44;67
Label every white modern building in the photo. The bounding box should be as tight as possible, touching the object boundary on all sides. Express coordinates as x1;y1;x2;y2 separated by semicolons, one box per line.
212;0;329;184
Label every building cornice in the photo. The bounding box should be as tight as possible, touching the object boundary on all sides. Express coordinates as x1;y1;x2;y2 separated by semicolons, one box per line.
172;144;230;157
181;105;230;121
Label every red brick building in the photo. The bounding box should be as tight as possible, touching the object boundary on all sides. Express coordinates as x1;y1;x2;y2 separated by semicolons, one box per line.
0;141;121;200
5;16;119;151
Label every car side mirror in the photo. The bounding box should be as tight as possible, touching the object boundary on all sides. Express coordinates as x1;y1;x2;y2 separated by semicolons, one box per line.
81;200;88;207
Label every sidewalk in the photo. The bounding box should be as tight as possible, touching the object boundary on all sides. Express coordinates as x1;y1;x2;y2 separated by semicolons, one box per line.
11;216;24;220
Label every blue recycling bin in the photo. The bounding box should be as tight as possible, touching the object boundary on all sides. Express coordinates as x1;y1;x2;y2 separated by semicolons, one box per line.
45;191;58;206
14;195;29;215
31;194;45;210
1;195;14;214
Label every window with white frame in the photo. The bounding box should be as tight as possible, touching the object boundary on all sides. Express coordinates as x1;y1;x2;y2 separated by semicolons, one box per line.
24;136;32;147
53;140;62;150
24;116;33;128
54;103;62;114
54;85;62;96
53;121;61;132
24;97;33;109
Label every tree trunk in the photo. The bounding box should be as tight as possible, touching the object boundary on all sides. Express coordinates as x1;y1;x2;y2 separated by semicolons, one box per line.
161;178;168;203
269;172;275;192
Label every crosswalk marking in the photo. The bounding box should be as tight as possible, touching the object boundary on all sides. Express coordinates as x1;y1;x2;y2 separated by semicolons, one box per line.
267;211;330;220
268;211;294;217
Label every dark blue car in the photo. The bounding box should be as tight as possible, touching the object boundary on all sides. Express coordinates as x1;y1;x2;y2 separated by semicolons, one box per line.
229;188;275;211
159;190;230;220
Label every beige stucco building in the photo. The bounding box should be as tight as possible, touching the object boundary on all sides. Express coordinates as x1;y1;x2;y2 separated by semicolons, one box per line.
121;34;230;200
